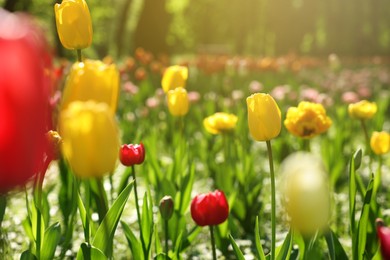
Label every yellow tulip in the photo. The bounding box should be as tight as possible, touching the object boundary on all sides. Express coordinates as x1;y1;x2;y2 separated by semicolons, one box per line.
203;112;238;134
281;152;330;236
284;101;332;139
370;131;390;155
246;93;281;141
61;60;119;114
162;65;188;93
167;87;189;116
59;101;120;178
54;0;93;50
348;100;377;120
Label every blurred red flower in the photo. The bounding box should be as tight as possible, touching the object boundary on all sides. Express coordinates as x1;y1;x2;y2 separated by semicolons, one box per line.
191;190;229;226
377;219;390;259
0;10;53;193
119;143;145;167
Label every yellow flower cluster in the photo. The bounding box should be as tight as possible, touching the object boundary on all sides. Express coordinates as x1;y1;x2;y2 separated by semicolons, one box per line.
284;101;332;139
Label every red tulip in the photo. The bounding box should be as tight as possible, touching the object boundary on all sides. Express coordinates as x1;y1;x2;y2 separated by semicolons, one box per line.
191;190;229;226
377;219;390;259
0;10;53;193
119;143;145;166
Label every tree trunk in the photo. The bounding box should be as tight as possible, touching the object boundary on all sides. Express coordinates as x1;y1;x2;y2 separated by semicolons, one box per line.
115;0;133;58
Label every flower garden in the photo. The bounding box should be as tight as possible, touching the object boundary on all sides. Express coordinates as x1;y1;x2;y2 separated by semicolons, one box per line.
1;1;390;259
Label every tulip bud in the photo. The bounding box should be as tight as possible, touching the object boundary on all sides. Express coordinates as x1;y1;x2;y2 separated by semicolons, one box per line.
203;112;238;135
161;65;188;93
348;100;377;120
61;59;120;115
191;190;229;226
377;219;390;259
119;143;145;167
246;93;281;141
280;152;330;236
370;131;390;155
284;101;332;139
54;0;93;50
59;101;120;178
159;196;174;220
167;87;189;117
46;130;62;161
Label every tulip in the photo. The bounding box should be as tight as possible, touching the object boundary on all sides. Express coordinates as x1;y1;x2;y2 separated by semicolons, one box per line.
370;131;390;155
61;60;120;114
284;101;332;139
119;143;145;167
280;152;330;236
167;87;189;116
59;101;120;178
348;100;377;120
376;219;390;259
161;65;188;93
0;10;53;193
54;0;93;50
191;190;229;227
203;112;238;134
246;93;281;141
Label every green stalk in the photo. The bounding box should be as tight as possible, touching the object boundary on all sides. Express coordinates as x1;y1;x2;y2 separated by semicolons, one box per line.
131;165;147;257
209;225;217;260
360;119;372;170
76;49;83;62
164;219;169;258
266;140;276;260
84;181;91;244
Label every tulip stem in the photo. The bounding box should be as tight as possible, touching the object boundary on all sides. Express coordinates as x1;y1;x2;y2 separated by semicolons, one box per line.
76;49;82;62
360;119;372;170
164;219;169;258
209;225;217;260
266;140;276;260
131;165;147;257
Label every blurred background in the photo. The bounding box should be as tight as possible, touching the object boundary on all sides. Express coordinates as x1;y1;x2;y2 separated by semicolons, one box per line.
1;0;390;59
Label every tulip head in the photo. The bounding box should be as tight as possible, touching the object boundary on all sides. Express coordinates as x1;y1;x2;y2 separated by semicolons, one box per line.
284;101;332;139
54;0;93;50
370;131;390;155
377;219;390;260
0;10;53;192
348;100;377;120
59;101;120;178
203;112;238;135
246;93;281;141
161;65;188;93
119;143;145;167
61;60;120;114
167;87;189;116
159;195;174;221
281;152;330;236
191;190;229;226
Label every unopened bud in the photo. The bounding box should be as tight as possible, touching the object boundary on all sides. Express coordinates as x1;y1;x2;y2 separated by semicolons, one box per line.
159;195;174;220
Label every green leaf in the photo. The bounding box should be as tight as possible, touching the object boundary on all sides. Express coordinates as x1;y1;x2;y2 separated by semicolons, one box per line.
354;175;374;260
121;220;143;260
76;242;107;260
178;163;195;215
349;149;360;234
76;183;89;242
324;229;349;260
255;217;266;260
141;191;154;256
154;253;172;260
92;180;134;258
228;234;245;260
276;229;293;260
20;250;37;260
41;222;61;260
